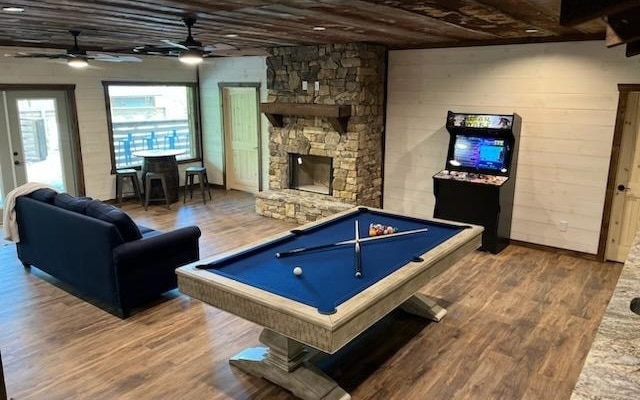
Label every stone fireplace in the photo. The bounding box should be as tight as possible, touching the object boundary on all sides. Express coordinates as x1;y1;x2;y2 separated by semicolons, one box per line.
256;43;386;224
289;153;333;195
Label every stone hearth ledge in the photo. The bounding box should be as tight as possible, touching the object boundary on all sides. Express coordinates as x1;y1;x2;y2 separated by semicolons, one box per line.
571;232;640;399
256;189;353;224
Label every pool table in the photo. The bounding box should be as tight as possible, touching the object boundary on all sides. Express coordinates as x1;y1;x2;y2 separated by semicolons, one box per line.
177;207;483;400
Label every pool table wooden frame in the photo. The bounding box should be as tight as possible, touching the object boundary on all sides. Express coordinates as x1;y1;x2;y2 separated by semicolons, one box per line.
177;207;483;400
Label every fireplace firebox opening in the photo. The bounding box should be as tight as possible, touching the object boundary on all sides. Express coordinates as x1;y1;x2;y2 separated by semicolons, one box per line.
289;154;333;195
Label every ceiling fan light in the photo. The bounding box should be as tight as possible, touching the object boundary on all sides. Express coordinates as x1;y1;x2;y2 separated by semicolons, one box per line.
67;56;89;68
179;49;203;65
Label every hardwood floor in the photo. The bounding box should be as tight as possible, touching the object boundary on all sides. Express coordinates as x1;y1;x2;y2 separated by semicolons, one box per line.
0;189;622;400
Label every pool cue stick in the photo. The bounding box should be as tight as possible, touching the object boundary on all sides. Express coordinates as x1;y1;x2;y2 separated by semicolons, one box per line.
275;226;430;258
275;238;354;257
355;220;362;278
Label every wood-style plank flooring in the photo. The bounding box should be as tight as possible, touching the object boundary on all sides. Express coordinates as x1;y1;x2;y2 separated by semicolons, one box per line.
0;189;622;399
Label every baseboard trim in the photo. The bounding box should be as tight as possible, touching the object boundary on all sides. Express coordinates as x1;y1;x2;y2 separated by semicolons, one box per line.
509;239;605;263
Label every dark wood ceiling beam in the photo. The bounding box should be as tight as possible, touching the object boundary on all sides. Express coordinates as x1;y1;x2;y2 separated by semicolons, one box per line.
626;40;640;57
606;7;640;44
560;0;640;26
392;31;605;51
605;24;625;48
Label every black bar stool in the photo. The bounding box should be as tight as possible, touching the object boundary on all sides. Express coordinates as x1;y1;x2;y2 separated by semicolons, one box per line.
115;168;142;205
184;166;212;204
144;172;170;210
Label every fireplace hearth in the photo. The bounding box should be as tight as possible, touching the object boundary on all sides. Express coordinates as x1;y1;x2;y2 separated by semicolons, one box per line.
289;153;333;195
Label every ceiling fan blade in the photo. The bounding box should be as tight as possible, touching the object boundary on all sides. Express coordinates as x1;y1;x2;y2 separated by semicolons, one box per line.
203;43;237;52
129;17;211;58
161;39;189;50
5;52;71;59
91;54;142;63
204;47;272;57
133;45;182;56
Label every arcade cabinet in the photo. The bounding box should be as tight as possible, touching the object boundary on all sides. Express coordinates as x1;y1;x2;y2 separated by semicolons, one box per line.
433;111;521;254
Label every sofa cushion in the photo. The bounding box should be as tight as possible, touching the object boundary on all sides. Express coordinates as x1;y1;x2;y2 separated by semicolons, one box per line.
138;224;163;240
54;193;93;214
86;200;142;242
28;188;57;203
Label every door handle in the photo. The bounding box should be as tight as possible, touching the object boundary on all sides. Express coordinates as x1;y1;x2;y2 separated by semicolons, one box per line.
617;184;629;192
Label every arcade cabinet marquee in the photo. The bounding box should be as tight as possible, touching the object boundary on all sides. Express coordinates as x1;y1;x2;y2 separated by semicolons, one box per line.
433;111;522;253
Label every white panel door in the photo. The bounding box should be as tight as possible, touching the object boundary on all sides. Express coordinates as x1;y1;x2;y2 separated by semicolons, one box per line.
222;87;259;193
607;92;640;262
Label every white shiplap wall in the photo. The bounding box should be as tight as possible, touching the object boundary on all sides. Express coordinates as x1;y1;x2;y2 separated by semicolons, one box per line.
199;56;268;189
0;47;198;200
385;41;640;254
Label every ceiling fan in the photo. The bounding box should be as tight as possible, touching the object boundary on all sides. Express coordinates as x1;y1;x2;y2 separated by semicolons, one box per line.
4;30;141;67
132;17;227;64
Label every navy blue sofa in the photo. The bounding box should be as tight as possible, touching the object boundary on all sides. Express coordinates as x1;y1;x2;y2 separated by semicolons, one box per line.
14;189;201;318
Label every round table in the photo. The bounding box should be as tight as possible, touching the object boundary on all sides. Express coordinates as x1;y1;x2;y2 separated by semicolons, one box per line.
133;149;185;204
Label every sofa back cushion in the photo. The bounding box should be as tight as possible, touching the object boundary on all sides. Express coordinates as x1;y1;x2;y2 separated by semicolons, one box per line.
54;193;93;214
86;200;142;242
28;188;57;203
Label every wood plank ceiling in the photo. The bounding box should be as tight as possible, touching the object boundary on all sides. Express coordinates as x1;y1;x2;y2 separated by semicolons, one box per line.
0;0;607;57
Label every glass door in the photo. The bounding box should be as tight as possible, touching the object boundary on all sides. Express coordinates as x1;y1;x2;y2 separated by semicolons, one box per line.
0;90;79;215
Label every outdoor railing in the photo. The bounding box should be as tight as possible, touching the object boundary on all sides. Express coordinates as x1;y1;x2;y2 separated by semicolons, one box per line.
112;119;193;169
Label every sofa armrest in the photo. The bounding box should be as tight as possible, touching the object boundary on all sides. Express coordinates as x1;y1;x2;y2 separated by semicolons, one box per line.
113;226;202;270
112;226;201;317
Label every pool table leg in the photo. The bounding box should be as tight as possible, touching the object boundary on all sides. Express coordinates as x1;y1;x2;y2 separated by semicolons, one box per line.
400;292;448;322
229;328;350;400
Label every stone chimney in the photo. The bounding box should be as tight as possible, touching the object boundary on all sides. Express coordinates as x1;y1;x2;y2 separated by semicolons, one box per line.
256;43;387;224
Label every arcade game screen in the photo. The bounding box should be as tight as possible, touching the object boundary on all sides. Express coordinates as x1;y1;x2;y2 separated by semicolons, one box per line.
449;136;507;172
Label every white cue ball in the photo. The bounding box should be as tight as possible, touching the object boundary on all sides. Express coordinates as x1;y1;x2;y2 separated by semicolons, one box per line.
293;266;303;276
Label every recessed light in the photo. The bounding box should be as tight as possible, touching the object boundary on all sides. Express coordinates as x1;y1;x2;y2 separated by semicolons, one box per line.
224;33;238;38
525;28;539;33
2;6;25;13
312;26;326;31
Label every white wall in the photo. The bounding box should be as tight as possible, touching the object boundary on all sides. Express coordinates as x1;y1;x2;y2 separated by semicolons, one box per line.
199;56;268;189
0;47;198;200
385;41;640;254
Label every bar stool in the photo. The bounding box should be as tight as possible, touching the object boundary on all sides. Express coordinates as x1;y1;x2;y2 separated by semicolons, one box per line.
144;172;170;210
184;166;212;204
115;168;142;205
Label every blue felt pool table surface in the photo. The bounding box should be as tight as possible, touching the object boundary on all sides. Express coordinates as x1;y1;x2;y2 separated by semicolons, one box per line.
199;207;468;314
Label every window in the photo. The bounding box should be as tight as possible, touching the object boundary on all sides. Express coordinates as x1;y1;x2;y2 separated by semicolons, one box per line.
103;82;200;171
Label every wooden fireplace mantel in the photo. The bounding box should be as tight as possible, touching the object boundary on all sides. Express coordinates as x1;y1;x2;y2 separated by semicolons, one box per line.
260;102;351;134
